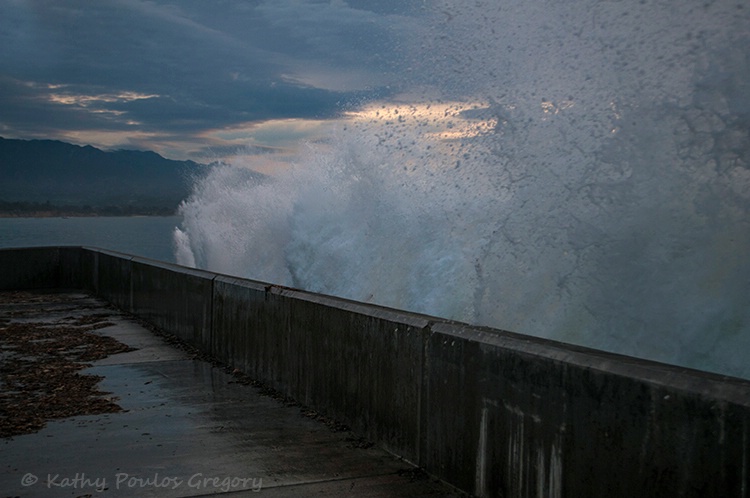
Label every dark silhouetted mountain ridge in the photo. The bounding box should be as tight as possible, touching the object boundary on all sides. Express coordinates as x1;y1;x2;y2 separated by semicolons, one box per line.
0;137;207;215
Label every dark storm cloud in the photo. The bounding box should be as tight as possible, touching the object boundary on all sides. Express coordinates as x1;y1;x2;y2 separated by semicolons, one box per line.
104;80;353;132
0;0;422;158
0;76;131;136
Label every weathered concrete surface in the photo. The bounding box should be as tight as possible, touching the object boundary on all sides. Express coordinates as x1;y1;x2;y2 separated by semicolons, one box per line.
0;291;462;497
58;245;96;291
213;276;429;463
424;321;750;497
95;249;133;311
130;257;214;351
0;246;60;290
0;245;107;293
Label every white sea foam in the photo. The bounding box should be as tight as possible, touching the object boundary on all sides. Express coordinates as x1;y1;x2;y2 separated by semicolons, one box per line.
176;0;750;378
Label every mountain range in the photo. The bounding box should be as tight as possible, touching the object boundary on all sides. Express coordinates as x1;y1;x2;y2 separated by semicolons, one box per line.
0;137;207;216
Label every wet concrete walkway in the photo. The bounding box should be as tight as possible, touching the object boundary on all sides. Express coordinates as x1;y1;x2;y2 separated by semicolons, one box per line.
1;291;462;497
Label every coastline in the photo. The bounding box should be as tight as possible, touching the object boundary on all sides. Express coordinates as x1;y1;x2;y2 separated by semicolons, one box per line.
0;211;178;218
0;203;180;218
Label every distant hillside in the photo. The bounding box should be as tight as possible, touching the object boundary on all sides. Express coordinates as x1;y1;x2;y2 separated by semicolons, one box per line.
0;137;208;216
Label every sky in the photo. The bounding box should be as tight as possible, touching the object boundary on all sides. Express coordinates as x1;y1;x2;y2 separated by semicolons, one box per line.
0;0;429;162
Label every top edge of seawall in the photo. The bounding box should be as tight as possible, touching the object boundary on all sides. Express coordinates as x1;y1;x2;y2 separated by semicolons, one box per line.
213;274;434;329
432;320;750;406
3;246;750;401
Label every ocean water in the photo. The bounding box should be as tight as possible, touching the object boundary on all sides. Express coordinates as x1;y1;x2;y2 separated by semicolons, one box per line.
0;216;180;263
173;0;750;379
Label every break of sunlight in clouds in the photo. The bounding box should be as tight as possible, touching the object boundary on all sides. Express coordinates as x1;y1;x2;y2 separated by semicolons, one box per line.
46;90;160;107
55;129;163;150
344;100;500;142
204;119;338;151
193;118;344;173
196;97;510;172
19;80;66;90
53;128;203;162
197;100;505;173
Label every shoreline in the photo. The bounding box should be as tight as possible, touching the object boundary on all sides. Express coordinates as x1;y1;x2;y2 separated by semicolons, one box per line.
0;212;180;219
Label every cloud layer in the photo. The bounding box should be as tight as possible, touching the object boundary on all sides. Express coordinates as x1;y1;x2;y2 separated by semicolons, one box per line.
0;0;423;159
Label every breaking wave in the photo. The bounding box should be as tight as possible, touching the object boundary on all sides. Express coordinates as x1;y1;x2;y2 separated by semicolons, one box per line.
175;0;750;378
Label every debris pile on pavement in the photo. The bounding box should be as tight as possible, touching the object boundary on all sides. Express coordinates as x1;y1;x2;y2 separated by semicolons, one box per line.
0;292;134;438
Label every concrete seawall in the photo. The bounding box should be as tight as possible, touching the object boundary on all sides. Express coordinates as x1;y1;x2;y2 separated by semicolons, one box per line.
2;246;749;497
